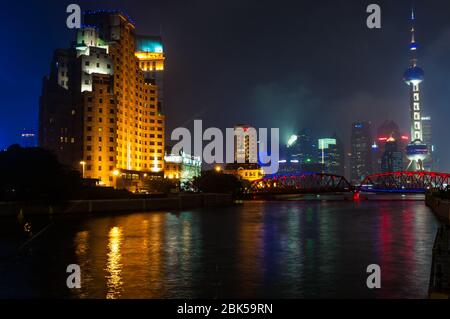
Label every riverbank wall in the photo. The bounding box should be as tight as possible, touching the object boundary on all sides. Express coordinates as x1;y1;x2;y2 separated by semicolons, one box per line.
429;225;450;299
425;192;450;224
0;193;233;217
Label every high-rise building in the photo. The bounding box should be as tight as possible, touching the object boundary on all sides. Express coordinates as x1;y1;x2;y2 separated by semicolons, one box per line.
381;137;404;173
421;116;433;171
403;8;429;171
318;135;344;176
286;129;316;165
350;122;372;183
233;124;258;164
135;35;165;111
376;120;409;171
39;10;165;189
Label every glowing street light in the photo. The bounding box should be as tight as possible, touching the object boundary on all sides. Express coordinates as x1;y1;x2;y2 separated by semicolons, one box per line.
215;165;222;173
80;161;86;178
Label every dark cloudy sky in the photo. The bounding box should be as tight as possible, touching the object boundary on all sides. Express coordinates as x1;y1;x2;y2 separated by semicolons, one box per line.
1;0;449;171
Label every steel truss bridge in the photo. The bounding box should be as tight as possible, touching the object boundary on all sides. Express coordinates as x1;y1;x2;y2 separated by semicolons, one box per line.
250;171;450;194
250;173;352;194
360;171;450;193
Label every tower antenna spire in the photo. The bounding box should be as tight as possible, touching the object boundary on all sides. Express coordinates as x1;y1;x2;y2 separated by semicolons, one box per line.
410;2;417;66
403;3;428;171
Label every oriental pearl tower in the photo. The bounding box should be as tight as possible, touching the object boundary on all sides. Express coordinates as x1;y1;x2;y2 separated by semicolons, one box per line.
403;7;428;171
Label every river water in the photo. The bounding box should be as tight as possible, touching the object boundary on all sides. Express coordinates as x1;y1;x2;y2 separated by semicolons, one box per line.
0;199;440;299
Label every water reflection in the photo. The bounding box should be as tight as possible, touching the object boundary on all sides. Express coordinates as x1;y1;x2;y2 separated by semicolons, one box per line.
0;200;441;299
106;226;123;299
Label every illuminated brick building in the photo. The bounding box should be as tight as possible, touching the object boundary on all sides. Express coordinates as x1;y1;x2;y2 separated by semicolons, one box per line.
39;10;165;189
135;35;165;111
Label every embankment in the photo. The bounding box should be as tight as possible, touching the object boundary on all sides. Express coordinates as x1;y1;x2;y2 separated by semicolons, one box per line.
0;193;233;217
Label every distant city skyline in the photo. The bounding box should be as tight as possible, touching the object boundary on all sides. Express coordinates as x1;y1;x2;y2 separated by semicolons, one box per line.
1;0;449;171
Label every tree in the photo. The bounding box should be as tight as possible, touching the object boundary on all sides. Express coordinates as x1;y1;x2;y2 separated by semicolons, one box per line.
192;170;244;197
0;145;82;203
144;178;178;194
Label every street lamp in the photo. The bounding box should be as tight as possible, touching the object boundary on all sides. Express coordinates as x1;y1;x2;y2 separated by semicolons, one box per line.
215;165;222;173
80;161;86;179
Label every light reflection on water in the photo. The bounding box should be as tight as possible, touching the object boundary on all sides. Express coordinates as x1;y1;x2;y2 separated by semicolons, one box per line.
105;226;123;299
0;200;441;298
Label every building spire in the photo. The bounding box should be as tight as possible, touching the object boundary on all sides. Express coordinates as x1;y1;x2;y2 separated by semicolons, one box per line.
409;3;418;67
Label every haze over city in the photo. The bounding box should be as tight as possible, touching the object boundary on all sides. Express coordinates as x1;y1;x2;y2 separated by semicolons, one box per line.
2;0;450;171
1;0;450;304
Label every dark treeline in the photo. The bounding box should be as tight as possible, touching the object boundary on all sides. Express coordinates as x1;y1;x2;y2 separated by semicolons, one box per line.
0;145;82;203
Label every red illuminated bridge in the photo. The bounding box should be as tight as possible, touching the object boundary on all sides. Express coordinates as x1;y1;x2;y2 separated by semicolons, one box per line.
250;171;450;194
360;171;450;193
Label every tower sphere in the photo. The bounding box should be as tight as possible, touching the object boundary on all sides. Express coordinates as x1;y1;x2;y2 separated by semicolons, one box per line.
404;66;424;85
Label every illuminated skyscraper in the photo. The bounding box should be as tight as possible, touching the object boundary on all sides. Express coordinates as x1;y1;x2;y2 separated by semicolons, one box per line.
318;135;344;176
350;122;372;183
376;120;409;171
233;124;258;164
39;10;165;189
135;35;165;112
381;137;404;173
286;129;316;165
421;116;433;170
403;7;428;171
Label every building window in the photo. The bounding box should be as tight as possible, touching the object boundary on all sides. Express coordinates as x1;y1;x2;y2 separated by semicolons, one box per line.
414;122;421;130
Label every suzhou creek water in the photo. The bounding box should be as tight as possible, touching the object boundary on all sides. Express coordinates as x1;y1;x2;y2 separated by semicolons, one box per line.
0;197;441;299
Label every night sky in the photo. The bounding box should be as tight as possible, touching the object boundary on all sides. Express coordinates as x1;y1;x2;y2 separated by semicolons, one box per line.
1;0;450;171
